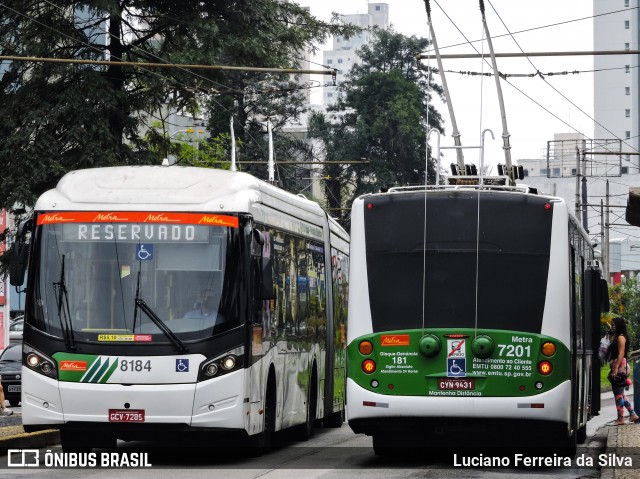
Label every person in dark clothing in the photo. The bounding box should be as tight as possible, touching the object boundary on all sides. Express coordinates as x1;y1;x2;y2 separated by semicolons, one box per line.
609;316;639;425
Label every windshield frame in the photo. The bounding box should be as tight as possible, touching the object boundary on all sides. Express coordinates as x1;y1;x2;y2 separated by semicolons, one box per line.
26;211;245;346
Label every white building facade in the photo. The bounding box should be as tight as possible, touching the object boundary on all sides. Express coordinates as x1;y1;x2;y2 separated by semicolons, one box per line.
322;3;390;107
593;0;640;171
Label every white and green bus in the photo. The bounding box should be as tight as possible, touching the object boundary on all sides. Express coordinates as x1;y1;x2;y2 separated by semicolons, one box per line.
10;166;349;451
346;184;608;455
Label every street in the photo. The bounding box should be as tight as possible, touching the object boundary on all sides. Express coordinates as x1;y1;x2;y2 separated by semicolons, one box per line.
1;390;620;478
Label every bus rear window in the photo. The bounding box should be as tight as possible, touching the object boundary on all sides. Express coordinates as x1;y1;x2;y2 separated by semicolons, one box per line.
364;191;553;333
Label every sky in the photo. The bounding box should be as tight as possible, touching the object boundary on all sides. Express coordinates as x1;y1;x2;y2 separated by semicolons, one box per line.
298;0;599;173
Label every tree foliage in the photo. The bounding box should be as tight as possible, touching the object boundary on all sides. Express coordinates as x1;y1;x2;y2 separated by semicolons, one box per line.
0;0;360;274
309;29;445;222
607;279;640;351
0;0;357;213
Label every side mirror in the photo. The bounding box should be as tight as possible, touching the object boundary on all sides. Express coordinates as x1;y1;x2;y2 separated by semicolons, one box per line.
9;218;32;287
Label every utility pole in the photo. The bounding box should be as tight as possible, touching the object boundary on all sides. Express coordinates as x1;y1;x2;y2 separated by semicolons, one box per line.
575;147;580;220
581;149;588;232
605;180;610;283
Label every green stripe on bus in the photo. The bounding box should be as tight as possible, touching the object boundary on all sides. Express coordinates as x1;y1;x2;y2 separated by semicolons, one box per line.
81;357;104;383
99;358;119;383
89;358;113;383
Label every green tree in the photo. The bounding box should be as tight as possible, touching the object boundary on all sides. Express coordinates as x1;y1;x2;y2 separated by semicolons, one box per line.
0;1;356;209
608;278;640;351
309;29;445;222
0;1;358;269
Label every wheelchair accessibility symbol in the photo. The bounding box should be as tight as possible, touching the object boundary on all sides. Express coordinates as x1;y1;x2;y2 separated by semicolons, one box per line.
447;358;466;377
136;244;153;261
176;359;189;372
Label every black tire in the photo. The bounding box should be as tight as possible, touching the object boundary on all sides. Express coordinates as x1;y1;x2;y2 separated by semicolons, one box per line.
294;367;317;441
576;424;587;444
61;429;93;453
323;407;345;428
372;434;393;456
8;399;19;407
249;372;276;456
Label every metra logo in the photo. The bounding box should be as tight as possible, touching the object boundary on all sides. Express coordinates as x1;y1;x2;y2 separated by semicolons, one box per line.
144;214;179;223
93;213;128;222
40;213;74;224
380;335;410;346
198;215;236;226
60;360;88;371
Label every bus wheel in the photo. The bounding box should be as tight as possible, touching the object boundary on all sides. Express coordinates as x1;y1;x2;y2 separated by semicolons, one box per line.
249;375;276;456
561;432;577;458
372;434;393;456
61;429;93;453
576;424;587;444
296;368;317;441
323;406;345;428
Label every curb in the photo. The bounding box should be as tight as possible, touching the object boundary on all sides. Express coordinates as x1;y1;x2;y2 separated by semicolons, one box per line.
600;424;616;479
0;429;60;452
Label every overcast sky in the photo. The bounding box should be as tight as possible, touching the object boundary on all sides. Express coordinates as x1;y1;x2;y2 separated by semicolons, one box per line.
299;0;600;172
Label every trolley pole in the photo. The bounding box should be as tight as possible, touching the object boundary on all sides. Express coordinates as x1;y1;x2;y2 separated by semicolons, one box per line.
581;149;588;232
605;180;610;283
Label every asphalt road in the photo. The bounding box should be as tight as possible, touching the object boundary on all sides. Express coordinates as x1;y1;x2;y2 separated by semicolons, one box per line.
1;391;620;478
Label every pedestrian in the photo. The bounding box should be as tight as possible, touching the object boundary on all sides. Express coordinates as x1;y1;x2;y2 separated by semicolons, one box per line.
608;316;639;425
0;382;13;416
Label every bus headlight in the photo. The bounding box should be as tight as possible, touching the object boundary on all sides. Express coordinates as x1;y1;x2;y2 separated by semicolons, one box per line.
199;346;244;382
24;345;58;379
220;355;236;371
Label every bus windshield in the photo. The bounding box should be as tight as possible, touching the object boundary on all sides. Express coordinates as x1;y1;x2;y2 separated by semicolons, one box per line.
28;212;241;343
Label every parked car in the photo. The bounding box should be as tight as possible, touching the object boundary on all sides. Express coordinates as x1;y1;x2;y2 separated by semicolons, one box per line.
9;319;23;344
0;344;21;406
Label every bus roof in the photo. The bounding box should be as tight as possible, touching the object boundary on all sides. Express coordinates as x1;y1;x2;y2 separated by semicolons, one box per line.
35;166;328;221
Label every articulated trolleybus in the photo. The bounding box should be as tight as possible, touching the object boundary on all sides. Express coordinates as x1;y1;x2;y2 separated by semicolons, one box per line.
10;166;349;451
347;183;608;454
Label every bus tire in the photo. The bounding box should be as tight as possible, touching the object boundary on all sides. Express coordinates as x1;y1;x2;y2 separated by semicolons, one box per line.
323;406;345;428
249;370;276;456
576;424;587;444
562;432;577;458
296;366;317;441
372;434;394;456
61;429;93;453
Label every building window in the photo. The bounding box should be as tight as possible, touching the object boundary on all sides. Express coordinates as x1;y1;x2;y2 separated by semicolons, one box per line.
622;166;629;174
626;65;631;73
626;109;631;117
552;168;561;176
376;5;381;10
338;59;343;64
571;168;577;176
625;0;630;7
625;20;630;29
626;131;631;139
626;86;631;95
626;154;631;160
625;42;630;50
327;93;333;98
326;59;332;65
336;37;341;43
541;168;549;176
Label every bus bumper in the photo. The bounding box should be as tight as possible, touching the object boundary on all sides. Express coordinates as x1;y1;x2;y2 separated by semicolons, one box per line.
22;367;247;432
347;378;571;435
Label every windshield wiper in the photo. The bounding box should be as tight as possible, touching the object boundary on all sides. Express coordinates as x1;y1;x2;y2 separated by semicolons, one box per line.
133;271;187;353
53;255;76;351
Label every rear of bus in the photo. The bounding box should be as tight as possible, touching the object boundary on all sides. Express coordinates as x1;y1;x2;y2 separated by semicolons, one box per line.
347;188;597;450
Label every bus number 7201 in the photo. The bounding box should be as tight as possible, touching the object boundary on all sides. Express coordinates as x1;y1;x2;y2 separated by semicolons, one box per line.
497;344;531;358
